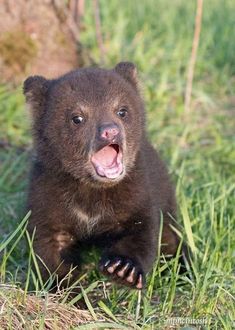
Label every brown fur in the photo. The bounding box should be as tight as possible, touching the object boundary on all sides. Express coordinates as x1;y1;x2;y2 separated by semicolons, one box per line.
24;62;185;289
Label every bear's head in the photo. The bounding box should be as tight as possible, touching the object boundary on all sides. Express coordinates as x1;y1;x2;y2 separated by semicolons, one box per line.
24;62;145;187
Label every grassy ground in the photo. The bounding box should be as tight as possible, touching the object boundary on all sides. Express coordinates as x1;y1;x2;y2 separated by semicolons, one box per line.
0;0;235;329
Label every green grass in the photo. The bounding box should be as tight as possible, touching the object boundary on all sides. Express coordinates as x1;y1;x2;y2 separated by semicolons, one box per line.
0;0;235;329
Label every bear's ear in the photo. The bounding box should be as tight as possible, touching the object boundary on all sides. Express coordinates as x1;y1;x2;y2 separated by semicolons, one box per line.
23;75;50;112
114;62;138;88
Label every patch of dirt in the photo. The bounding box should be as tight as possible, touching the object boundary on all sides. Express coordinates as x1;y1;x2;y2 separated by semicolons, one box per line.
0;285;93;329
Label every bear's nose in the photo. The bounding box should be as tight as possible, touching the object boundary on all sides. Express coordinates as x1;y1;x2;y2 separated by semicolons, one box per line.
99;123;120;142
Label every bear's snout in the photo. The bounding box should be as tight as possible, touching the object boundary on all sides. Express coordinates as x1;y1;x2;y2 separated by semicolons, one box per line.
99;123;120;143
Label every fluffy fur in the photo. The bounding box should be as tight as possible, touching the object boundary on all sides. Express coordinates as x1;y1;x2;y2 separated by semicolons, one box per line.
24;62;185;289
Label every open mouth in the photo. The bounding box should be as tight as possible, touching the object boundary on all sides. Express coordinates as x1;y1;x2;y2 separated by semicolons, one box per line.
91;144;123;179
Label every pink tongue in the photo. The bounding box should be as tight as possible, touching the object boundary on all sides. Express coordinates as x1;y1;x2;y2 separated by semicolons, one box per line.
92;145;117;167
91;145;123;179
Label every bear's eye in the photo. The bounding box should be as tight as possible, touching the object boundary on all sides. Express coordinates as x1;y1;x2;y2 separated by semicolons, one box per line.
72;115;84;125
117;108;128;118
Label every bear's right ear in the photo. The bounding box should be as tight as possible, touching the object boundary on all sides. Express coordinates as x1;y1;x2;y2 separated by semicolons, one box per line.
23;75;50;112
114;62;138;89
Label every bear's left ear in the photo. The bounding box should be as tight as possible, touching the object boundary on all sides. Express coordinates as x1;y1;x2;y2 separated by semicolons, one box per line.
114;62;138;88
23;75;50;116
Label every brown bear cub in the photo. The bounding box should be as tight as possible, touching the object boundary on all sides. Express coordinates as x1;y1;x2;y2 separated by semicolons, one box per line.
24;62;185;290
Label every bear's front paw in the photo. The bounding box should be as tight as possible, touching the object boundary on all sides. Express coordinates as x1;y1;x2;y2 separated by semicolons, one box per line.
99;255;144;289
